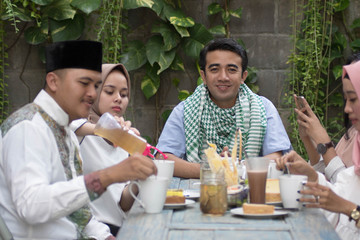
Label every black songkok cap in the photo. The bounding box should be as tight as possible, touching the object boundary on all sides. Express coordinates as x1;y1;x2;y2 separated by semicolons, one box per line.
45;40;102;73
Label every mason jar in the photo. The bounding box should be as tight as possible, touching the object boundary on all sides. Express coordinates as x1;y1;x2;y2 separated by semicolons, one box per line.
199;162;227;215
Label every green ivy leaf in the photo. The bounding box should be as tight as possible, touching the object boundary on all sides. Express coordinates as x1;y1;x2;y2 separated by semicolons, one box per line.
350;39;360;51
145;63;160;82
172;77;180;87
158;48;176;74
141;75;159;99
168;14;194;27
24;26;47;45
146;35;163;66
152;22;180;51
182;38;203;59
333;0;349;12
71;0;101;15
32;0;54;5
332;32;347;50
151;0;165;16
332;65;343;80
170;54;184;71
207;3;222;15
173;25;189;37
178;90;190;101
43;0;76;21
197;76;203;86
208;25;226;35
161;109;172;122
229;7;242;18
350;18;360;29
1;7;32;22
188;23;213;45
123;0;154;9
222;10;230;24
121;41;147;71
50;14;84;41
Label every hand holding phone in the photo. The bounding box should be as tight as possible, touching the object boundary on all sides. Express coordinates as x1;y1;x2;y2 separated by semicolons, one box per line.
296;96;305;109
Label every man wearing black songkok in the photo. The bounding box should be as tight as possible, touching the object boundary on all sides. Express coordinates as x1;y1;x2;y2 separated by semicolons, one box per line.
0;41;157;239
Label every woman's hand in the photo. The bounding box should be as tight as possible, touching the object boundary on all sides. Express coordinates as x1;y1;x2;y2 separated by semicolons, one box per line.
293;95;330;144
275;150;318;181
299;182;356;215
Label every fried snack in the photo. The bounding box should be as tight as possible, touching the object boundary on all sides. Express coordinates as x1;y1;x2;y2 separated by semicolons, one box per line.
165;189;185;204
204;128;242;187
242;203;274;214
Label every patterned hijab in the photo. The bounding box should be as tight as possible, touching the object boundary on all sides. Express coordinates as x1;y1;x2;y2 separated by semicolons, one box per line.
88;63;130;124
184;83;267;163
343;61;360;176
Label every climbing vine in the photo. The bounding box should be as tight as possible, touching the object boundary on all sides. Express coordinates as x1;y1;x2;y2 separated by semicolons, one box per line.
287;0;360;156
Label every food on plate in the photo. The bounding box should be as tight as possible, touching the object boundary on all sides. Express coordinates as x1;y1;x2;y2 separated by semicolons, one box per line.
227;185;248;209
165;189;185;204
242;203;275;214
265;179;281;203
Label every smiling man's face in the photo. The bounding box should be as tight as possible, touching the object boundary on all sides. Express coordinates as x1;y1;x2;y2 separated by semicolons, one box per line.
200;50;247;108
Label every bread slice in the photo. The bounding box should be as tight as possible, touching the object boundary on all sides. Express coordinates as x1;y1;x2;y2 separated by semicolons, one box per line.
242;203;274;214
165;189;185;204
265;179;281;203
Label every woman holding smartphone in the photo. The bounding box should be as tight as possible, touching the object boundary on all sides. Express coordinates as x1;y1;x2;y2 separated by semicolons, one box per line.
276;61;360;240
294;53;360;182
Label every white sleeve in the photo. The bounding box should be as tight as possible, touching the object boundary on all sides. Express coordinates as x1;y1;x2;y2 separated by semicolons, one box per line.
69;118;87;132
83;216;112;240
324;156;346;183
2;120;90;224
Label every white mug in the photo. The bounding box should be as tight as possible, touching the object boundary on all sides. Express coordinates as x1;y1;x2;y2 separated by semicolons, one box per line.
153;160;174;187
279;174;308;209
129;176;168;213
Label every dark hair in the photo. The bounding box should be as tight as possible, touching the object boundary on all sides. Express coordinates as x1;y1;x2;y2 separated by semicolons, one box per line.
346;52;360;64
199;38;248;74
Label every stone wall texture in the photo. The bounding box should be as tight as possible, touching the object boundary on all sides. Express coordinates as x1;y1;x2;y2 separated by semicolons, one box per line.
4;0;360;145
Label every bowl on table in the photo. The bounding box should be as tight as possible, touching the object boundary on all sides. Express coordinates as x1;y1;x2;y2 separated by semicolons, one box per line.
227;184;248;209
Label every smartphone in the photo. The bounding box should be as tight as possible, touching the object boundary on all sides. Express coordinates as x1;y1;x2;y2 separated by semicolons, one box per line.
296;96;305;109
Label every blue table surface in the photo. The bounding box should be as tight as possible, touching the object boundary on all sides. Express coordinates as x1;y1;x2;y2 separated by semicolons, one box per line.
116;178;340;240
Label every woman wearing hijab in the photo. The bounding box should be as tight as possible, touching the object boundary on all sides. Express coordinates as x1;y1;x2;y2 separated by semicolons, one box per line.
276;61;360;240
71;64;135;236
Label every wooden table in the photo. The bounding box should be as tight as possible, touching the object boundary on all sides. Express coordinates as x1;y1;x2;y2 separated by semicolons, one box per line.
116;178;340;240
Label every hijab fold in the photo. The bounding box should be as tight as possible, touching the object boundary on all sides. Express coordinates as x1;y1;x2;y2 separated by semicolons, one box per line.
342;61;360;176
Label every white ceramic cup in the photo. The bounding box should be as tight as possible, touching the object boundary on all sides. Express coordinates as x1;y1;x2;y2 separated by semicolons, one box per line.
267;160;283;179
279;174;308;209
129;175;168;213
154;160;174;187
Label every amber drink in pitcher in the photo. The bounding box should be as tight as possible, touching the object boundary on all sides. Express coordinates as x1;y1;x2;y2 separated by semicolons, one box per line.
200;165;227;215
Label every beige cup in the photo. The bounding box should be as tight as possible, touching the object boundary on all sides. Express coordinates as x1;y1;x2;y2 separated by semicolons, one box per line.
129;176;168;213
154;160;174;187
279;174;308;209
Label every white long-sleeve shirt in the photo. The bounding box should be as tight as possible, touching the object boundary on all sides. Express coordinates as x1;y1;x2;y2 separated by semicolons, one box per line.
317;167;360;240
71;118;128;227
0;90;111;239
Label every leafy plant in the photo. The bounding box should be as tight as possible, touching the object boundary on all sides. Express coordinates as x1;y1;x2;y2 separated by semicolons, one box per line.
2;0;101;46
287;0;360;157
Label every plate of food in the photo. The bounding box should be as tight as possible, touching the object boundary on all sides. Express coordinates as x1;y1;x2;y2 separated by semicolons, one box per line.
230;203;288;219
164;199;196;209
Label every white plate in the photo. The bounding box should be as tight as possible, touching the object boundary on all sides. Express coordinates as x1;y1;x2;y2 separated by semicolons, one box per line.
164;199;196;209
266;201;282;206
230;207;288;219
183;190;200;199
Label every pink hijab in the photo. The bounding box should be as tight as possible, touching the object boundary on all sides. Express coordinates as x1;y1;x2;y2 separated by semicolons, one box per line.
343;61;360;175
88;63;130;124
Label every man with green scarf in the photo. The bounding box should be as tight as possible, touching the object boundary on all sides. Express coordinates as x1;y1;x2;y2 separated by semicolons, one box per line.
156;38;291;178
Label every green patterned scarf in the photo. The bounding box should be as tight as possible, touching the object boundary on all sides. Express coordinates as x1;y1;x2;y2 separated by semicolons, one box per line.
184;83;267;163
1;103;92;239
